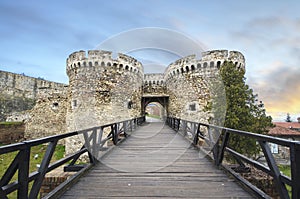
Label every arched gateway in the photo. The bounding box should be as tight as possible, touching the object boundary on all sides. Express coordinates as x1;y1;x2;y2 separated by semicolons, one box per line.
25;49;245;155
142;73;168;117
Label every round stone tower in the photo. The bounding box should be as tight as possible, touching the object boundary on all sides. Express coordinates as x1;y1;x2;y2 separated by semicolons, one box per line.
165;50;245;124
66;50;144;131
65;50;143;154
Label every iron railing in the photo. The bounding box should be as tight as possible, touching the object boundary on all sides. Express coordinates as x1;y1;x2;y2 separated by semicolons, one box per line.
167;117;300;199
0;116;145;199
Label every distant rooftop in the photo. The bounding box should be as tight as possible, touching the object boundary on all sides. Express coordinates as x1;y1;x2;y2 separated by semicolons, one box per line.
274;122;300;129
268;126;300;136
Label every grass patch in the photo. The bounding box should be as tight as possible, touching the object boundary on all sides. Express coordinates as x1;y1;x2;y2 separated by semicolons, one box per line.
0;144;65;198
278;165;292;198
54;145;65;160
147;114;160;119
278;164;291;177
0;121;24;126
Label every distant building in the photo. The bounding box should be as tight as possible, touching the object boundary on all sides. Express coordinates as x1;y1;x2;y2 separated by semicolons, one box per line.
273;122;300;132
146;104;161;116
269;125;300;141
267;123;300;162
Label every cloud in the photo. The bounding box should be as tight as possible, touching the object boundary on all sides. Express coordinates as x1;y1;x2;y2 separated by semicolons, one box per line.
230;16;300;120
249;61;300;119
0;3;59;38
234;16;300;50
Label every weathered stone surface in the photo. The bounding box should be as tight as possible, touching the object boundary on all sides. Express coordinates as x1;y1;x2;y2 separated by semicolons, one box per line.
1;49;245;156
0;70;67;121
6;111;30;122
0;94;35;121
25;86;68;140
0;122;25;144
143;74;166;96
65;50;144;154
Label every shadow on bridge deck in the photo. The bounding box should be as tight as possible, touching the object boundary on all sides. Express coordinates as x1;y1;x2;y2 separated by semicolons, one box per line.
60;121;254;198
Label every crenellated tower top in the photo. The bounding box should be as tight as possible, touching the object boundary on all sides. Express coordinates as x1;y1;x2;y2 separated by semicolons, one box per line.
164;50;245;80
66;50;144;77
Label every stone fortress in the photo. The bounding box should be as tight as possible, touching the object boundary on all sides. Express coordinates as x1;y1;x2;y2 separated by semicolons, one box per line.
0;49;245;154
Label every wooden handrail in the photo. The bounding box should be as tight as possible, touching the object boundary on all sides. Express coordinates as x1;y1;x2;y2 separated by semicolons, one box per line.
0;116;145;199
166;116;300;199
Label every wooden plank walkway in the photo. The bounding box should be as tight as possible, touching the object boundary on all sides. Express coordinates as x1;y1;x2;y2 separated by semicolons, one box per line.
60;121;254;198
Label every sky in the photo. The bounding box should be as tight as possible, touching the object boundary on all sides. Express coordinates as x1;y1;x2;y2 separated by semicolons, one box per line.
0;0;299;121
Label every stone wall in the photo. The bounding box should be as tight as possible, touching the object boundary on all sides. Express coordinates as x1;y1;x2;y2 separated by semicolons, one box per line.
6;111;30;122
65;50;143;155
0;122;25;144
66;50;143;130
143;73;167;96
0;49;245;148
0;70;67;121
25;86;68;139
165;62;212;123
0;94;35;121
164;50;245;124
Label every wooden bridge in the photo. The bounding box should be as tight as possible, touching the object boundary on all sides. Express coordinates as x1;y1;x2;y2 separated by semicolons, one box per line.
1;116;300;199
60;120;252;198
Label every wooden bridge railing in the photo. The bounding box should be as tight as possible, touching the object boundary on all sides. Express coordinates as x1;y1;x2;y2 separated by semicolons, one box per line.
167;116;300;199
0;116;145;199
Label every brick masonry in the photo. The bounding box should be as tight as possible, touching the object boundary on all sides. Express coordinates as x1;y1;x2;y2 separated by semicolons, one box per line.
39;167;75;198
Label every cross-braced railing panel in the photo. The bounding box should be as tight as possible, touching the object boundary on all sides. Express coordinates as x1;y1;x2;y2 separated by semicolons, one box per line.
167;117;300;199
0;116;145;199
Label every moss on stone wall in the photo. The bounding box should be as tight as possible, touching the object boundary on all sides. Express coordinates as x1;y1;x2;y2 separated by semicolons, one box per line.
0;94;35;121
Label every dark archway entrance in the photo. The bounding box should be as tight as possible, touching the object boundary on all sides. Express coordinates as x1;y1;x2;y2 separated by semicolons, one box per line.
141;96;169;120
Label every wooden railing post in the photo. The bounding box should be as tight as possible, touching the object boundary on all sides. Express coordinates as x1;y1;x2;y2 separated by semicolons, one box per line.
132;119;135;130
18;144;30;199
174;118;176;129
83;131;95;164
92;128;97;159
193;123;199;145
259;141;289;199
29;140;58;198
291;142;300;199
112;123;118;145
130;120;133;132
215;130;230;166
123;121;127;137
183;121;187;136
177;119;180;131
97;127;104;151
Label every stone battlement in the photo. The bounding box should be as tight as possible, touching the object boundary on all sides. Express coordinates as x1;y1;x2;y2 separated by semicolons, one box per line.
165;50;245;80
66;50;143;77
144;73;165;86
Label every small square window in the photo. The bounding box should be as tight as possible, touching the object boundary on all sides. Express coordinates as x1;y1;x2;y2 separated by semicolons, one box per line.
52;102;59;110
127;101;133;109
72;100;77;109
189;103;196;111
